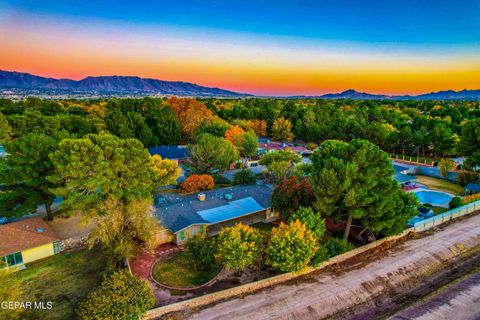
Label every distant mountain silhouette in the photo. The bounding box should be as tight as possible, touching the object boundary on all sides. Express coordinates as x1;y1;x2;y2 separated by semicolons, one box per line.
0;70;251;97
1;70;479;99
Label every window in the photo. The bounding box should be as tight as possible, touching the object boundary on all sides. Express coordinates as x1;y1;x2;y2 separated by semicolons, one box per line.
179;230;185;241
1;252;23;268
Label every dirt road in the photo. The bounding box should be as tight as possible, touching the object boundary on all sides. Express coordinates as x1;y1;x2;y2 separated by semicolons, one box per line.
187;214;480;320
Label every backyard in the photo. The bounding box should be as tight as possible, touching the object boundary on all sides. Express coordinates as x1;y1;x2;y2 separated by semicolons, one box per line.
415;175;464;195
14;248;108;320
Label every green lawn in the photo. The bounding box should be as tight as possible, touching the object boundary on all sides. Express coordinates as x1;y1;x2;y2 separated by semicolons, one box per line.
152;251;221;288
415;175;464;195
14;248;107;320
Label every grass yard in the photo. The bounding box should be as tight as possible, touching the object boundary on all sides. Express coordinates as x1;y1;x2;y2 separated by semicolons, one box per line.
152;251;221;288
14;248;108;320
415;175;464;195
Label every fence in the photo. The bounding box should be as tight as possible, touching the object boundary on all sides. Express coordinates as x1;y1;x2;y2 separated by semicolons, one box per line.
414;200;480;232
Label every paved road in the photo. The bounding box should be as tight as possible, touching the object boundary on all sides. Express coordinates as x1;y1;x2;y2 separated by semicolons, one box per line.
389;271;480;320
188;214;480;320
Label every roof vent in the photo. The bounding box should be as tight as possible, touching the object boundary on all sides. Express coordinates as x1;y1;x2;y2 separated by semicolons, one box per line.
198;193;206;201
224;193;233;200
36;228;44;233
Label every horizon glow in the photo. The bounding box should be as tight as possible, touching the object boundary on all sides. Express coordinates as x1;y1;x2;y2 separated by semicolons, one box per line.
1;1;479;96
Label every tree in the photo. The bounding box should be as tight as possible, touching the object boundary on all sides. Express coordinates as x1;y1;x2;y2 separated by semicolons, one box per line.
271;176;315;220
196;118;230;138
0;133;62;219
449;196;463;209
146;105;181;146
259;149;301;182
289;207;326;241
271;117;294;141
233;168;257;185
239;130;259;158
167;97;216;140
49;133;179;216
77;270;155;320
185;233;217;271
217;223;263;271
0;112;11;141
310;139;418;240
457;170;479;186
232;119;267;136
459;119;480;170
438;158;456;178
323;238;354;257
0;269;23;319
180;174;215;193
225;125;245;144
266;220;318;272
188;134;239;173
151;155;181;186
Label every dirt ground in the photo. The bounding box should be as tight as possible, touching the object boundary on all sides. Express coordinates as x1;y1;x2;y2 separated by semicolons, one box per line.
47;213;96;239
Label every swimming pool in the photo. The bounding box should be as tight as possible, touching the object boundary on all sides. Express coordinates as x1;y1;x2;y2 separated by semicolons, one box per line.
413;190;453;207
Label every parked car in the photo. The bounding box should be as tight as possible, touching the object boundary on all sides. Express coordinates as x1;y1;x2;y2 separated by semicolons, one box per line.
0;216;8;225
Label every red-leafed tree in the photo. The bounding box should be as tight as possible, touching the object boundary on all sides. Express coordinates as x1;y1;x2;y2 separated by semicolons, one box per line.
180;174;215;193
271;176;315;220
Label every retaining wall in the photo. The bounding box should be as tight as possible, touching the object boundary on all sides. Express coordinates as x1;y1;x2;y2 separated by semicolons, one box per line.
57;234;89;252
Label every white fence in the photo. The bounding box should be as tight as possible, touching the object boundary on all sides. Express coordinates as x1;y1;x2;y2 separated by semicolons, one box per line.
414;200;480;232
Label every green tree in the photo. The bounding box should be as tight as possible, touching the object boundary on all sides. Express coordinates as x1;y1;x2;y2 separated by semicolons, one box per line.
49;133;179;216
0;133;62;219
271;176;315;220
323;238;354;257
217;223;263;271
196;118;231;138
459;119;480;170
457;170;479;186
259;149;301;182
310;139;418;240
238;130;259;158
77;270;154;320
271;117;294;141
266;220;318;272
0;112;11;141
188;133;239;173
289;207;326;241
233;168;257;185
185;233;217;271
438;158;456;178
449;196;463;209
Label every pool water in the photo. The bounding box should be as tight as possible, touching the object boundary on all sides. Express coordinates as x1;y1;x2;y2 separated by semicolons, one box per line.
414;190;452;207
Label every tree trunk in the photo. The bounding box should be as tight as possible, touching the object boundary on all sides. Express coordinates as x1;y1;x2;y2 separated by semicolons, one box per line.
45;202;54;221
343;214;353;241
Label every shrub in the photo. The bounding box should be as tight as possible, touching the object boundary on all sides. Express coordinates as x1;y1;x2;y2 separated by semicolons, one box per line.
463;193;480;205
266;220;318;273
180;174;214;193
324;238;354;258
271;176;315;220
77;270;154;320
457;171;479;186
449;196;464;209
233;168;256;185
217;223;263;271
306;142;318;150
185;233;217;271
289;207;326;241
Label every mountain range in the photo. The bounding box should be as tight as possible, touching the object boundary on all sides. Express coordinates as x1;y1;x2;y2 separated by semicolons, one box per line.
1;70;479;100
0;70;251;97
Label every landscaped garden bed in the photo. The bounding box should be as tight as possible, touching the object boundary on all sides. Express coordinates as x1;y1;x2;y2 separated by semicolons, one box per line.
151;251;222;290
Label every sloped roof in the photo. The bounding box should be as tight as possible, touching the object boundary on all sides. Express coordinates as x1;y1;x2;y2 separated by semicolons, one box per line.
148;146;188;160
155;184;273;233
465;183;480;193
0;217;60;256
394;173;417;184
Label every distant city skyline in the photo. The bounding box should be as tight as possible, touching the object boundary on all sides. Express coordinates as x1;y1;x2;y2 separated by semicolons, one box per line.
1;1;479;96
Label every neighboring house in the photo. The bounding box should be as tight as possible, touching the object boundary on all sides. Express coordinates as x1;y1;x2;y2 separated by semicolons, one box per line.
464;183;480;195
258;139;312;156
0;217;60;269
154;184;277;244
148;145;189;163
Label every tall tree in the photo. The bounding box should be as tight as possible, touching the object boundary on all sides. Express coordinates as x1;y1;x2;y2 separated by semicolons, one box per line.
0;112;11;141
310;139;418;240
188;133;239;173
271;176;315;220
167;97;216;140
460;118;480;170
0;133;62;219
271;117;294;141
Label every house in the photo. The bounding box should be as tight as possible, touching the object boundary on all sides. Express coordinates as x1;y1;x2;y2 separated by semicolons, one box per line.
258;139;313;157
464;183;480;195
148;145;189;163
154;184;277;244
0;217;60;269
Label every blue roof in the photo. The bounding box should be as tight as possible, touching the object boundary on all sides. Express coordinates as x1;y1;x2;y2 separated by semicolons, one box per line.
148;146;188;160
197;197;264;224
154;184;273;233
394;173;417;184
465;183;480;192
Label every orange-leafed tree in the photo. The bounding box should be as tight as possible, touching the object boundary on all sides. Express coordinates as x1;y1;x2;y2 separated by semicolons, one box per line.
180;174;215;193
225;125;245;144
167;97;215;140
233;119;267;137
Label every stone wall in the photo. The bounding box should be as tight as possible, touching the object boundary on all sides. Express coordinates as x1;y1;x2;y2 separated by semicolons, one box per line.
57;234;89;252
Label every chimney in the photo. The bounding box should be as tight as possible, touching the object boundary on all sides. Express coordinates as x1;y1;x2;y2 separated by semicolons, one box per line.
197;193;206;201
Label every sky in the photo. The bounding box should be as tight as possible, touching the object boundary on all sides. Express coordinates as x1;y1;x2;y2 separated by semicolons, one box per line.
0;0;479;96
